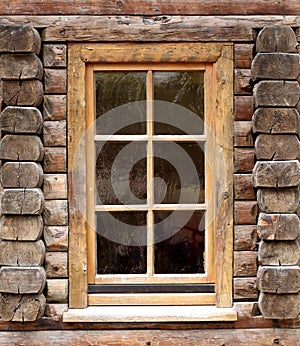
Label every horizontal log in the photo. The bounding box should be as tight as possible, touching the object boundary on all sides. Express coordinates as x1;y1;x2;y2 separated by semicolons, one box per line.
253;160;300;187
43;174;67;200
257;213;300;241
234;69;252;95
43;95;67;120
234;277;258;300
46;279;68;303
0;240;45;266
45;252;68;278
44;147;67;172
43;226;68;251
0;106;43;134
0;293;45;322
1;188;44;215
234;201;258;225
1;162;43;188
256;26;298;53
0;53;43;80
0;24;40;53
234;148;255;173
1;1;300;15
43;44;67;67
0;215;43;241
234;174;255;200
257;188;299;213
234;225;258;251
234;96;253;121
234;251;257;277
0;134;44;161
234;121;253;147
252;108;300;134
255;134;300;160
253;81;300;107
257;266;300;294
43;120;67;147
44;69;67;94
259;292;300;319
44;303;68;318
252;53;300;81
2;80;44;107
43;200;68;226
234;44;253;69
258;241;299;266
0;266;46;294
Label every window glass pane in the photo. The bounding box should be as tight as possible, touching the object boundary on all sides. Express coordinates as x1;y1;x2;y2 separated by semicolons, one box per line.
154;211;205;274
95;72;146;135
96;212;147;274
95;141;147;205
153;71;204;135
153;142;205;204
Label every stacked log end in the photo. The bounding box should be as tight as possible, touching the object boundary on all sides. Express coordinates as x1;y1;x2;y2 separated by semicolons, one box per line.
252;26;300;319
0;24;46;322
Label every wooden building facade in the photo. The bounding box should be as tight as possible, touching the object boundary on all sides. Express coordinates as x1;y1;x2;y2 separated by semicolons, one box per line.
0;1;300;344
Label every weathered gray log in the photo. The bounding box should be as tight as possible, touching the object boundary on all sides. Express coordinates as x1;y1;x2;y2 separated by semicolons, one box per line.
0;240;45;266
43;120;67;147
0;293;45;322
0;215;43;241
44;69;67;94
257;213;300;241
258;241;300;266
0;53;43;80
234;174;255;200
0;266;46;294
44;226;68;251
234;121;253;147
255;134;300;160
257;266;300;294
257;188;299;213
46;279;68;303
252;53;300;81
234;277;258;300
256;26;298;53
253;81;300;107
234;148;255;173
234;225;258;251
0;24;41;54
44;147;66;172
253;160;300;187
1;188;44;215
252;108;300;134
43;200;68;226
43;44;67;67
1;162;43;188
45;252;68;278
234;201;258;225
259;292;300;319
2;80;44;107
234;251;257;277
0;106;43;133
43;95;67;120
43;174;67;200
0;135;44;161
234;96;253;121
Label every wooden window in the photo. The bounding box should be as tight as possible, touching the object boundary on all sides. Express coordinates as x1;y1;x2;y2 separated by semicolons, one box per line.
67;43;235;319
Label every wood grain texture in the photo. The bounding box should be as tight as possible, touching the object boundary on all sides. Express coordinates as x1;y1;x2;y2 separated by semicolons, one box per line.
43;147;66;172
0;215;43;241
234;277;258;300
43;200;68;226
1;162;43;188
44;69;67;94
45;252;68;279
43;226;68;251
234;201;258;225
234;121;253;147
234;69;252;95
0;106;43;134
234;44;253;69
257;188;299;213
234;148;255;173
258;241;300;266
234;174;255;200
46;279;68;303
43;95;67;120
43;120;67;147
234;96;253;121
234;251;257;277
43;174;67;200
257;213;300;241
43;44;67;67
234;225;258;251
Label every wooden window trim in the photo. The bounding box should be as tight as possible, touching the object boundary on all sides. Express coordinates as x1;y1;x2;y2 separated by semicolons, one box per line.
67;42;234;320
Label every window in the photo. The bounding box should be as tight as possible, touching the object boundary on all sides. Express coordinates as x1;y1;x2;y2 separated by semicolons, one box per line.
66;43;235;321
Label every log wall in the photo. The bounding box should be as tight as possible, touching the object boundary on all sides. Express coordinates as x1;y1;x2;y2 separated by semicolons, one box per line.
0;7;300;333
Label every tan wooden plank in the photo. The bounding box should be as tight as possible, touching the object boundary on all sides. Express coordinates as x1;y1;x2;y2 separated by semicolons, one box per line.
68;43;88;308
88;293;215;306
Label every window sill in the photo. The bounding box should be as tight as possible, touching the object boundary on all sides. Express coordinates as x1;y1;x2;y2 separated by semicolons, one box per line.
63;305;237;323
